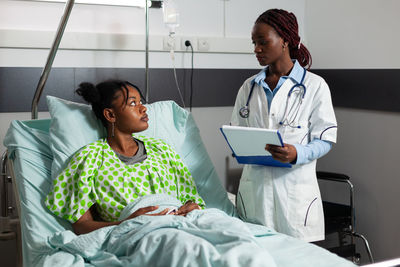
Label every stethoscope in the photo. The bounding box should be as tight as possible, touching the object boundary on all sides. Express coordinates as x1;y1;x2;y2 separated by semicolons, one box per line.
239;67;307;129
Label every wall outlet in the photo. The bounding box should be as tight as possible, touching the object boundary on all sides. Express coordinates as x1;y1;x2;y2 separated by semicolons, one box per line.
198;38;210;51
163;36;178;50
180;37;196;50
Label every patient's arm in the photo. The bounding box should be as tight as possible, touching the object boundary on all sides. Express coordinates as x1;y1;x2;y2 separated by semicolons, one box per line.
72;205;170;235
175;200;202;216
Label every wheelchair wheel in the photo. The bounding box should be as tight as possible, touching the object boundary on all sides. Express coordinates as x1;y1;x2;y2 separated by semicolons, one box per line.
352;253;361;265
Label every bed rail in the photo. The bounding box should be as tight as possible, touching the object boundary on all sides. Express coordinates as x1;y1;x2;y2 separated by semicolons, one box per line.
0;150;22;267
1;151;11;218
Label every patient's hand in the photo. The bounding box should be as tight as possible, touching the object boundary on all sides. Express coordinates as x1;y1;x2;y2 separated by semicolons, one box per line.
72;205;171;235
125;206;170;220
175;201;201;216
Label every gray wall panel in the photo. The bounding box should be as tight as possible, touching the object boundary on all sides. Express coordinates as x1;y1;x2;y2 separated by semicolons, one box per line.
1;67;400;112
312;69;400;113
0;67;256;112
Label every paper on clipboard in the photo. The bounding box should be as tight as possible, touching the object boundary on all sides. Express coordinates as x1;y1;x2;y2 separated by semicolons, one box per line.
220;125;291;168
220;125;283;156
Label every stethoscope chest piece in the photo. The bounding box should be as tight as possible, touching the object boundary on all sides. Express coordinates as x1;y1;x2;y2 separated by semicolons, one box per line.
239;106;250;118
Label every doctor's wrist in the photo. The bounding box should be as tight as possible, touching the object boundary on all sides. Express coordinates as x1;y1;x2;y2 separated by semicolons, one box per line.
292;144;303;165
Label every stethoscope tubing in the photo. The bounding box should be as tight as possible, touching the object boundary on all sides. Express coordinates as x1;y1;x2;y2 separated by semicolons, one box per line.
239;67;307;122
288;68;307;98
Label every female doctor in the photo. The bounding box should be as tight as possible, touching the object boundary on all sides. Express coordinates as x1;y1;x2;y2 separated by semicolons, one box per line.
231;9;337;242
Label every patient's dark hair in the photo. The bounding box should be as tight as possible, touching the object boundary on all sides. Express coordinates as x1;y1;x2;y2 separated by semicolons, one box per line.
256;9;312;69
76;79;145;127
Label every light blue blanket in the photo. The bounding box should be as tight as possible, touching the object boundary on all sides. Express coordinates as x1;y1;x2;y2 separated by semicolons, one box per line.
41;194;277;267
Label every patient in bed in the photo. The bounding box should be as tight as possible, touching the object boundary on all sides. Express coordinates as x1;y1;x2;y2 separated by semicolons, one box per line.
45;79;205;235
43;80;282;266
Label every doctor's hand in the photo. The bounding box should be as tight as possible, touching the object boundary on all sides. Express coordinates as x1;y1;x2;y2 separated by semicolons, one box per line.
265;143;297;164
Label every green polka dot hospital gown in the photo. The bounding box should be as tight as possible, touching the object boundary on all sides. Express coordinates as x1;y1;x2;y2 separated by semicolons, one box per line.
45;135;206;223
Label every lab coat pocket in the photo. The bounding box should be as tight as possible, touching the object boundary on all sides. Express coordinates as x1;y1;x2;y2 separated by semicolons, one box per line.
290;184;321;228
280;120;309;145
303;196;319;227
236;180;255;222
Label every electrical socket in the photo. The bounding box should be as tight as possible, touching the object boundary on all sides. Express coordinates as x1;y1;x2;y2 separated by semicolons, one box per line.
197;38;210;51
163;36;177;50
180;37;196;50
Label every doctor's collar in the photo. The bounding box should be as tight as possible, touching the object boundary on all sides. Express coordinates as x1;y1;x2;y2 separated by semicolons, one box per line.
252;59;304;85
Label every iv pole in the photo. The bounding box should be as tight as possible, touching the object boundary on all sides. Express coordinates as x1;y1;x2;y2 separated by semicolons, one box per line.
31;0;75;119
31;0;151;119
145;0;150;102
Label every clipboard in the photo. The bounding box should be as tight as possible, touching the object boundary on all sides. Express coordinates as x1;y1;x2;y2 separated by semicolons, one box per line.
220;125;292;168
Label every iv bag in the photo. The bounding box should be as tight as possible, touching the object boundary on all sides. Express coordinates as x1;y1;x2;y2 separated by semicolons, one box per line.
163;0;179;33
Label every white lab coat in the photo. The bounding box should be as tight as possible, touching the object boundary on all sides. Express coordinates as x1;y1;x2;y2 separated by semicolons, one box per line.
231;70;337;242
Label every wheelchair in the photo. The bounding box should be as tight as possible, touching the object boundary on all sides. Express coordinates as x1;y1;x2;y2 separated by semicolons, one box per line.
225;157;374;264
316;171;374;264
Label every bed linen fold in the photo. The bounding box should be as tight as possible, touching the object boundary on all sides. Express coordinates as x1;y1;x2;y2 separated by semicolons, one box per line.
42;194;277;267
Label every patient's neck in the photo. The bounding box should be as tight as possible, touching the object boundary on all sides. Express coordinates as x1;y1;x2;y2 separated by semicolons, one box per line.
107;133;139;157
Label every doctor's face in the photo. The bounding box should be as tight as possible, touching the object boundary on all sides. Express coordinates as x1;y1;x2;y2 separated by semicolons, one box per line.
252;22;287;66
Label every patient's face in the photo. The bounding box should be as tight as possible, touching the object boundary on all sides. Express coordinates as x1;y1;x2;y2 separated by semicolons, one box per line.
111;86;149;134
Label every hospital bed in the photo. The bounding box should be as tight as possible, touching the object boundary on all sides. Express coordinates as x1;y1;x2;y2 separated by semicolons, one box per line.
2;95;359;266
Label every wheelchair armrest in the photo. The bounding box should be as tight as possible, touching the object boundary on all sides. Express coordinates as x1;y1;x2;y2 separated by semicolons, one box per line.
317;171;350;182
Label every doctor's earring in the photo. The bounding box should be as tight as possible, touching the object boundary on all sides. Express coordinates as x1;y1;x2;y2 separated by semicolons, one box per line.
111;122;115;137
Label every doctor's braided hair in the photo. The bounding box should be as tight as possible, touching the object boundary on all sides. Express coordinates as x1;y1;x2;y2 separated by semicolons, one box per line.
256;9;312;69
76;79;145;128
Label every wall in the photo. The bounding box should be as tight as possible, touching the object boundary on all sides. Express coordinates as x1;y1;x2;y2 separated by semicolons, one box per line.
306;0;400;263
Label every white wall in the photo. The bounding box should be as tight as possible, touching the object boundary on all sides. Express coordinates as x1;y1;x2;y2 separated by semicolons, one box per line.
306;0;400;263
0;0;306;69
305;0;400;69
